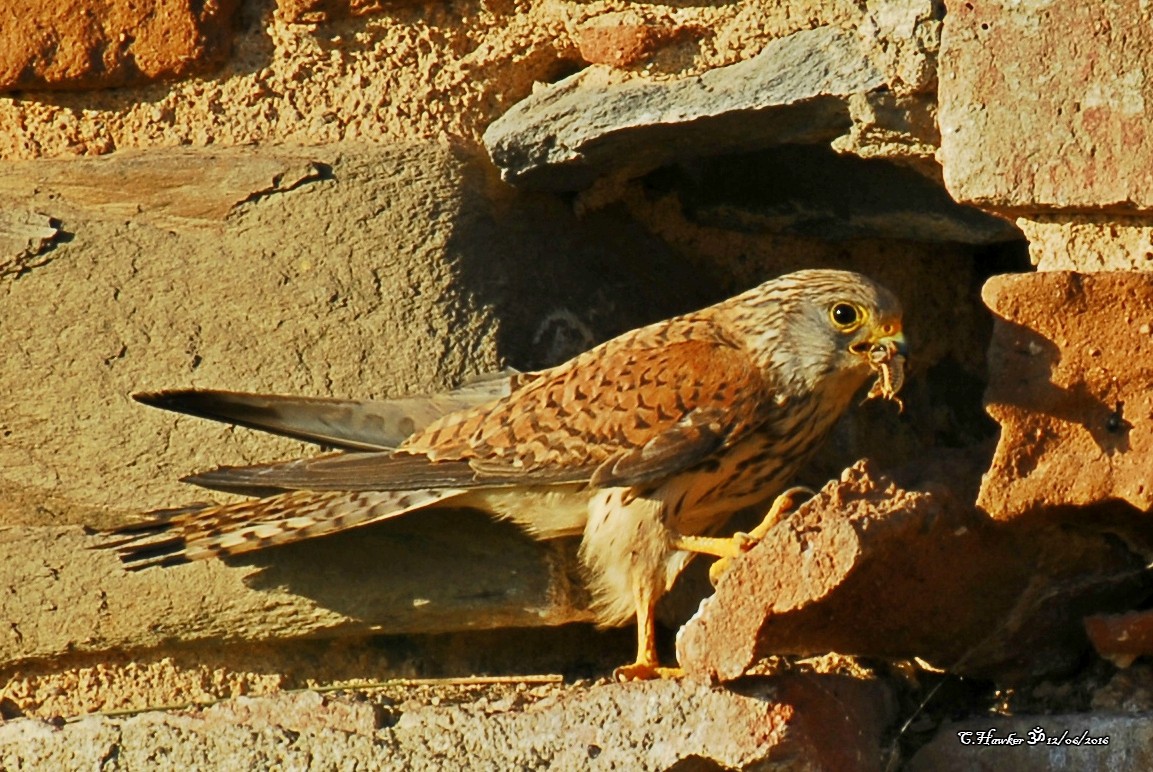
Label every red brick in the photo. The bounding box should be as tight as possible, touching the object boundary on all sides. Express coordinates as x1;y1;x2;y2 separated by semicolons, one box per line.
0;0;239;91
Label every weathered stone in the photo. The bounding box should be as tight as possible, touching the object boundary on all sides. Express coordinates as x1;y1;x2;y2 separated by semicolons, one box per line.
0;210;61;277
939;0;1153;212
484;25;887;191
0;516;592;667
0;147;329;232
677;460;1152;683
908;714;1152;771
0;676;895;770
668;144;1020;243
831;91;943;182
0;0;239;92
1016;216;1153;272
198;691;382;736
275;0;387;24
1085;611;1153;669
979;272;1153;517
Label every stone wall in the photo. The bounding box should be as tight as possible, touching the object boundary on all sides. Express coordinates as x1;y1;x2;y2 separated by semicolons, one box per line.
1;0;1151;768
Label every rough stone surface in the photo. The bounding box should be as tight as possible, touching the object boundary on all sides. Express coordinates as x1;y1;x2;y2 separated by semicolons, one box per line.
1017;216;1153;272
908;714;1152;771
0;518;592;667
0;676;895;770
0;631;635;721
677;460;1152;683
0;210;61;277
574;20;702;69
979;272;1153;517
939;0;1153;213
276;0;389;25
0;146;328;230
0;1;911;162
484;25;888;191
1085;611;1153;669
0;0;239;92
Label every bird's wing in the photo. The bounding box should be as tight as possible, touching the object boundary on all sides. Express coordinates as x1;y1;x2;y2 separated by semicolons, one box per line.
180;329;777;495
181;448;591;494
408;325;778;486
103;488;467;568
133;368;523;451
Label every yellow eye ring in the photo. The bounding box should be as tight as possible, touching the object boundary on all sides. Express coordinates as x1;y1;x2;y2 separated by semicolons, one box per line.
829;302;865;332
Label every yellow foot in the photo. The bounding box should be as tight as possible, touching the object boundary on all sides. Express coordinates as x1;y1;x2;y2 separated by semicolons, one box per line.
708;485;814;585
613;662;685;682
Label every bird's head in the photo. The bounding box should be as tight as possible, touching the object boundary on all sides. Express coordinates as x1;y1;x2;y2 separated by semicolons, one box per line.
731;269;907;404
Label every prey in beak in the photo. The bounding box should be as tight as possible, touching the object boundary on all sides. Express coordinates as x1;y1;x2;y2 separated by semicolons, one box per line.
855;327;908;412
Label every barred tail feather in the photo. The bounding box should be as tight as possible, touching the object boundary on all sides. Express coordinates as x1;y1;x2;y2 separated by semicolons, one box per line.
107;488;466;569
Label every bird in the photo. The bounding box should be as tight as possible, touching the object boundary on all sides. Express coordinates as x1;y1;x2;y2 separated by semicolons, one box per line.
105;268;907;680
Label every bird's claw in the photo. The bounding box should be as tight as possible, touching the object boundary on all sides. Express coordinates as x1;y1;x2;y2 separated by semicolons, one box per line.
708;486;814;586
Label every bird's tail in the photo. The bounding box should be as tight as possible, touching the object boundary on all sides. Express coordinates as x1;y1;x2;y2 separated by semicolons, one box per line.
101;488;466;569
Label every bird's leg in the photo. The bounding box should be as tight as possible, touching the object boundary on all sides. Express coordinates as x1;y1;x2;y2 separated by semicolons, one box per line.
613;577;683;681
669;487;813;584
706;486;813;584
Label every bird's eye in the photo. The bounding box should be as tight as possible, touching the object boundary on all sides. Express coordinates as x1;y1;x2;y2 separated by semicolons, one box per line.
830;303;862;330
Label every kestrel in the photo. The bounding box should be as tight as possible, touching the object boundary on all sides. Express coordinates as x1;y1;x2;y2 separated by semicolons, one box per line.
108;269;907;680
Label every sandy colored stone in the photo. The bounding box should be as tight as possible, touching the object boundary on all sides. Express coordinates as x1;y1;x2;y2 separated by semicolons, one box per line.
979;272;1153;517
0;0;239;92
1017;216;1153;272
197;691;382;736
677;460;1152;683
0;517;593;667
276;0;389;25
0;1;897;162
940;0;1153;212
0;142;501;527
0;629;636;721
0;676;895;770
0;211;61;277
0;146;327;230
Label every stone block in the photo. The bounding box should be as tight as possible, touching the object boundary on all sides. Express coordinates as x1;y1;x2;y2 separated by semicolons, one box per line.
940;0;1153;212
0;676;895;770
979;272;1153;517
1016;216;1153;272
484;26;886;191
677;460;1151;683
0;516;593;668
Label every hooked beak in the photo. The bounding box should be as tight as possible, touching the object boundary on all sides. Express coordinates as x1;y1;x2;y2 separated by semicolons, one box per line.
850;323;907;360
